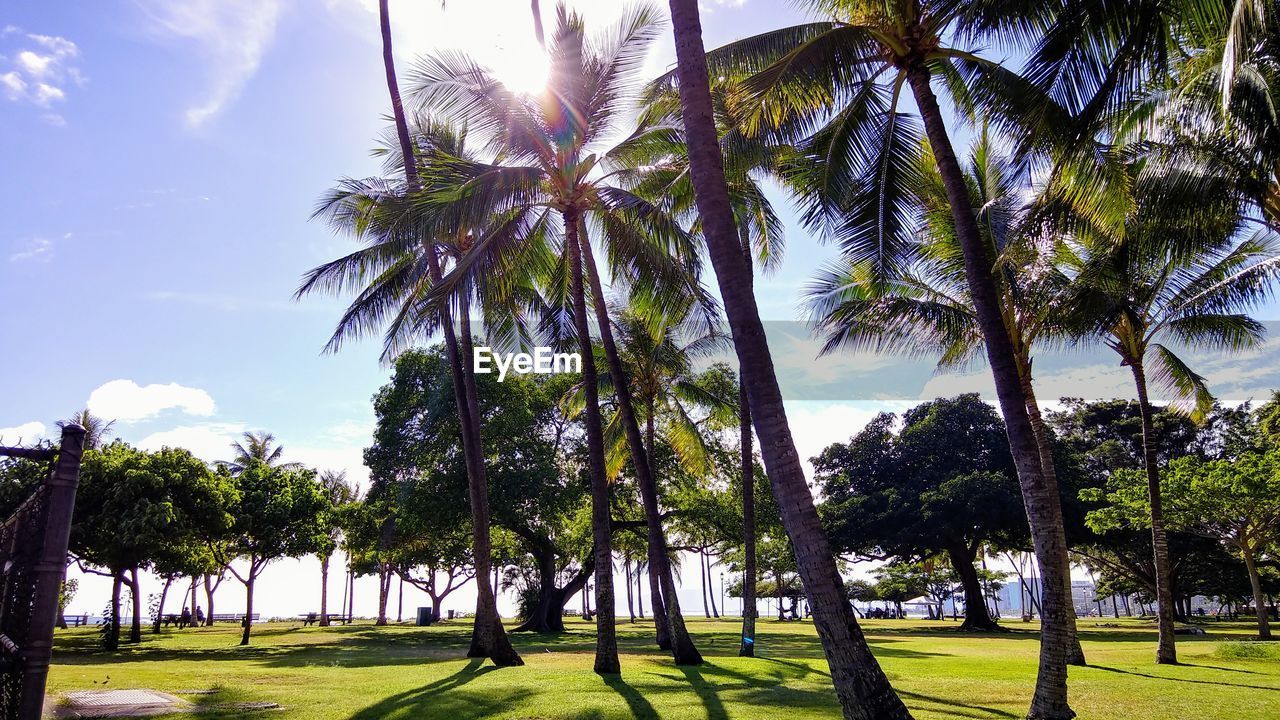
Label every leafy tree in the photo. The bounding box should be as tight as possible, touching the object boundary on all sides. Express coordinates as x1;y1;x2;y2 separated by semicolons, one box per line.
1091;449;1280;639
317;470;356;626
212;459;329;646
72;443;232;649
816;395;1027;630
365;346;592;633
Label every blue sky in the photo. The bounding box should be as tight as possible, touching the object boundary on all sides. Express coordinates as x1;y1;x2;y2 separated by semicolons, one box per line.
4;0;1279;619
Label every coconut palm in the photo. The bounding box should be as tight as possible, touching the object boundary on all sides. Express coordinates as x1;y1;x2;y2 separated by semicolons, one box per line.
303;0;524;666
59;409;114;450
1058;164;1280;663
409;4;711;668
629;77;788;658
682;0;1082;715
317;470;355;627
221;431;301;473
665;0;913;717
804;131;1087;647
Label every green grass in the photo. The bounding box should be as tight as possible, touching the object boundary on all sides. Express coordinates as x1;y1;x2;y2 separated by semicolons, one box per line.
47;617;1278;719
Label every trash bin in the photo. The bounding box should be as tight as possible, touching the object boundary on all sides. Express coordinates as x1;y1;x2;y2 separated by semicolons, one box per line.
416;606;434;626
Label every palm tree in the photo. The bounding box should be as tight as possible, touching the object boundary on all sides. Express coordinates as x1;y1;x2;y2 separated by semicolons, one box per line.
665;0;912;717
1059;166;1280;663
60;409;114;450
629;78;788;659
303;0;524;666
409;4;708;668
317;470;355;627
694;3;1081;714
804;132;1087;650
222;431;300;473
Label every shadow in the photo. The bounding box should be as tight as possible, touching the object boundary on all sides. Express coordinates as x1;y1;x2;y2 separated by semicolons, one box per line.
678;666;729;720
897;689;1019;719
1089;664;1280;693
347;658;510;720
603;674;659;719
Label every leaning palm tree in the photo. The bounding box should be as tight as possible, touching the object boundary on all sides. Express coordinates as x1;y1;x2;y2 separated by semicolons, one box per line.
680;0;1081;715
297;0;524;666
1058;166;1280;664
629;77;787;658
665;0;913;717
804;132;1087;649
410;4;708;668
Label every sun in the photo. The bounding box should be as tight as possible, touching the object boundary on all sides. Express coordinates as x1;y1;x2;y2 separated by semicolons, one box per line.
489;48;550;96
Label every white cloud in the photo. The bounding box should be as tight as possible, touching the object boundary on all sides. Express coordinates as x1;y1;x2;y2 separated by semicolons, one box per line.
9;236;53;262
0;28;82;121
782;401;913;479
87;379;216;422
135;0;286;129
137;422;245;462
0;421;47;444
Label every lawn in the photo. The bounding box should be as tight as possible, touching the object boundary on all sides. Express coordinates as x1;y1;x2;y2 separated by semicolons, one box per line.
46;617;1279;719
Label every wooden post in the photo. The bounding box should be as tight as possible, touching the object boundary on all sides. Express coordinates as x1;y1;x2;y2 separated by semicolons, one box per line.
20;423;85;720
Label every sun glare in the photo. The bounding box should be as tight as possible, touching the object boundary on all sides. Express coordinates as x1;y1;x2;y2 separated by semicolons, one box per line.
491;51;550;96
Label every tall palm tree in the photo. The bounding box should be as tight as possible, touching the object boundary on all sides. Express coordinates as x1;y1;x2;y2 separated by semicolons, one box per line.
629;78;787;658
303;0;524;666
317;470;355;627
804;132;1087;652
665;0;913;717
1059;166;1280;663
410;4;708;668
694;3;1085;714
60;409;114;450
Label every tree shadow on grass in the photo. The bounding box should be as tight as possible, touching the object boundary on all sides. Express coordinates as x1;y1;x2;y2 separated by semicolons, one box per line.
896;689;1018;719
347;658;520;720
1088;664;1280;693
602;674;659;719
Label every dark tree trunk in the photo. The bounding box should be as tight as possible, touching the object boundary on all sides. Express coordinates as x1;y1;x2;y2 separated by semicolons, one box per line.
565;212;620;674
700;549;711;618
104;571;122;651
241;571;255;647
378;0;520;667
667;2;911;717
948;544;998;631
203;574;218;626
376;562;392;626
1021;373;1086;665
636;566;644;618
1243;548;1270;639
707;551;720;618
1130;362;1178;664
578;231;701;665
739;378;757;656
153;576;173;634
320;554;331;627
904;66;1074;718
512;543;588;633
128;566;142;643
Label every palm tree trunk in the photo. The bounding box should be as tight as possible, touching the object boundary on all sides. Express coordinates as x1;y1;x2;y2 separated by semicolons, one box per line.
153;576;173;634
1130;361;1179;664
625;557;636;622
700;549;711;618
377;0;520;666
320;554;331;627
565;211;620;674
637;566;645;618
666;2;910;717
376;563;391;626
578;229;702;664
1021;371;1087;666
707;552;720;618
739;378;757;656
644;413;672;647
1242;547;1272;640
904;65;1074;719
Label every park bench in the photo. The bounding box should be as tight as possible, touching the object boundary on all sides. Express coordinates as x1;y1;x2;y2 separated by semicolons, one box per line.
210;613;260;624
299;613;351;626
